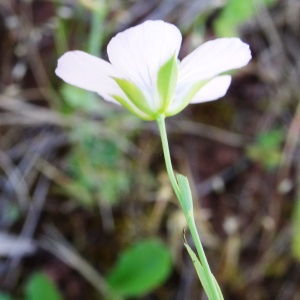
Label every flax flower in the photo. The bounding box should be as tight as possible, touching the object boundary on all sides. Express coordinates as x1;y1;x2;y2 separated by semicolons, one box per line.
56;20;251;120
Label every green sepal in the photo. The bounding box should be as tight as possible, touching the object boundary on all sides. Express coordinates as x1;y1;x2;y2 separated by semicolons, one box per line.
112;94;153;121
157;54;179;113
113;78;154;118
166;79;210;117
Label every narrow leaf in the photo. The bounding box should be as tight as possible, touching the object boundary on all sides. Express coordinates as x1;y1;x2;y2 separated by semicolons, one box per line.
183;240;213;299
212;275;224;300
176;174;193;217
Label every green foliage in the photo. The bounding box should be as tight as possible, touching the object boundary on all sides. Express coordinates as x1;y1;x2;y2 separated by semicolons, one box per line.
215;0;276;37
55;0;107;56
176;174;194;216
178;175;223;299
65;122;131;207
0;293;12;300
106;239;172;297
55;0;136;209
25;272;62;300
60;84;100;113
184;241;224;300
246;129;283;170
86;0;107;55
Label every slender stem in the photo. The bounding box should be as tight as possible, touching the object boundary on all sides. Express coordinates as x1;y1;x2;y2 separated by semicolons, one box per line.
187;216;220;300
156;115;181;200
156;115;220;300
88;0;106;55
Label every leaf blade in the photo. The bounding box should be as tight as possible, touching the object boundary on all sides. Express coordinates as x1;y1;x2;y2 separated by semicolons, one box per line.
107;239;172;297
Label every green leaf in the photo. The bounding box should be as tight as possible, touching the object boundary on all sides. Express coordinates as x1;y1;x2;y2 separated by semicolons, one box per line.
213;276;225;300
157;54;178;112
106;239;172;297
215;0;276;37
26;272;62;300
0;293;12;300
183;241;213;299
184;240;224;300
176;174;194;217
256;129;283;149
246;129;283;170
60;84;100;113
113;78;154;118
65;128;131;207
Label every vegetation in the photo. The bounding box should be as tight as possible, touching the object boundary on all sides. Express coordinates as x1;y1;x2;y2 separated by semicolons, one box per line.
0;0;299;299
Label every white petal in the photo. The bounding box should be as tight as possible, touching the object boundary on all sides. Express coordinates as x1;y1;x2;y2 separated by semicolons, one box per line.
107;20;182;109
179;38;251;84
55;50;124;102
190;75;232;103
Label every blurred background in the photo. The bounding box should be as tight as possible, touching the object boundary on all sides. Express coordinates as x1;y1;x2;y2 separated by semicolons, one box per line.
0;0;300;299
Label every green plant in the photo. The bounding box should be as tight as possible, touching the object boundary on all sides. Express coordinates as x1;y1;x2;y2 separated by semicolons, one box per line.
25;272;62;300
0;272;63;300
55;19;251;300
214;0;276;37
0;293;12;300
106;239;172;298
246;129;283;170
64;122;131;207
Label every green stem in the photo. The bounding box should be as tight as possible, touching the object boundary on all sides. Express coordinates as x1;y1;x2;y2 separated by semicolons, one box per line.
54;0;68;56
156;115;221;300
87;0;106;55
156;115;181;200
187;217;220;300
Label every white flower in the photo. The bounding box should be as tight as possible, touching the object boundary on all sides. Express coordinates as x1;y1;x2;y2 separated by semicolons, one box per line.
55;20;251;120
